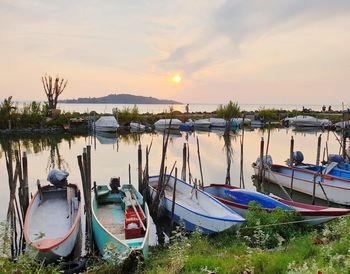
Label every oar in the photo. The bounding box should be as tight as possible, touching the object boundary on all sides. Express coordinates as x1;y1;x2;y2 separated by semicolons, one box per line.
130;190;146;220
125;190;146;231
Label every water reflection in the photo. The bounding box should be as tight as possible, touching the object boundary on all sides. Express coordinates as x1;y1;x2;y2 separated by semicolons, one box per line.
0;128;346;223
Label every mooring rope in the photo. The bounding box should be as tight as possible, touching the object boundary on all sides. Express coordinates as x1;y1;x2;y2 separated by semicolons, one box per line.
240;214;350;230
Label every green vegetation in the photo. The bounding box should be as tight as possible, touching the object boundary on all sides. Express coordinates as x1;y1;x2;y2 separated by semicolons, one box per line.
216;101;241;120
117;105;141;125
141;211;350;274
0;205;349;273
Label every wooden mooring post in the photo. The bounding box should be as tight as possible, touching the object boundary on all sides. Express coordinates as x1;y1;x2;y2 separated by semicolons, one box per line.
170;168;178;229
259;137;265;185
181;143;187;181
77;145;93;254
138;144;143;192
289;136;295;197
239;116;245;189
196;137;204;187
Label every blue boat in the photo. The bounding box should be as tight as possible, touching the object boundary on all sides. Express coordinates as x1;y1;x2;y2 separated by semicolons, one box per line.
204;184;350;225
92;181;150;258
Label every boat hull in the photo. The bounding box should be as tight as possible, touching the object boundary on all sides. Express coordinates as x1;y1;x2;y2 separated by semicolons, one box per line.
92;184;150;258
204;184;350;225
148;175;245;234
253;164;350;205
24;184;81;262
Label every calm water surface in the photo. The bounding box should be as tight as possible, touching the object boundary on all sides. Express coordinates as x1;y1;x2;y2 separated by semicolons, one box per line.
0;127;344;221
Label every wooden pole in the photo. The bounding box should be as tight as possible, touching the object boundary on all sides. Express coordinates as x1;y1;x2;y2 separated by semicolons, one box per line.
196;137;204;187
22;152;29;217
171;168;178;229
138;144;143;192
187;143;192;184
239;116;245;188
289;136;295;197
129;164;131;185
316;134;322;166
259;137;265;185
181;143;187;181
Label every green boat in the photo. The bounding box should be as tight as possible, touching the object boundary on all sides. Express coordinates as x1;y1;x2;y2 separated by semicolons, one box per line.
92;180;150;258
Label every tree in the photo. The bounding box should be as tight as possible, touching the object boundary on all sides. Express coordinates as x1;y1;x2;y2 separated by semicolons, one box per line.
41;75;68;111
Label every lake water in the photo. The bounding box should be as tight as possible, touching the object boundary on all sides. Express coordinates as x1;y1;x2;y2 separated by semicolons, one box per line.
0;127;345;222
45;102;349;114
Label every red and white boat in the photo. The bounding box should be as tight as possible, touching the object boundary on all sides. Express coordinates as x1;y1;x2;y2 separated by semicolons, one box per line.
24;183;81;262
204;184;350;225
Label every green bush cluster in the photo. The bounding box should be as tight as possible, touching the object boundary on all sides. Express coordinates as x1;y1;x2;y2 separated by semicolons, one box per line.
117;105;141;124
239;202;307;249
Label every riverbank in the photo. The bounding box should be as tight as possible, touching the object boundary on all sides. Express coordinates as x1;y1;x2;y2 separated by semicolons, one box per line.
1;208;348;273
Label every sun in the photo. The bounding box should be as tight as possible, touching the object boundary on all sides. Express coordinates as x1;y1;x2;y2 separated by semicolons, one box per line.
171;74;182;83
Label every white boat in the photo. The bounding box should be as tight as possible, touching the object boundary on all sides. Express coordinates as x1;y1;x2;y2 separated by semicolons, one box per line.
335;120;350;129
148;175;245;234
231;118;251;127
195;118;227;128
252;162;350;205
154;119;182;129
24;183;81;262
95;116;119;132
192;119;211;129
283;115;331;128
130;122;146;131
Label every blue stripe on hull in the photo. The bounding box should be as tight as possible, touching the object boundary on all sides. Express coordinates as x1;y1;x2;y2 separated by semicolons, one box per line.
164;208;215;235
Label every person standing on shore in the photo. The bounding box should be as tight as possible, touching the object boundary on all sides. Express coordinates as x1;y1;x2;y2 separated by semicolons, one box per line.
185;104;189;114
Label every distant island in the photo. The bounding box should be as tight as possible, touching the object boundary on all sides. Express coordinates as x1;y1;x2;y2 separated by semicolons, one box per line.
59;93;182;104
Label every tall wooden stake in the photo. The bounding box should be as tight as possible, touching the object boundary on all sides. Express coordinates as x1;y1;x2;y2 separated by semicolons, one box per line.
181;143;187;181
138;144;143;192
316;134;322;166
196;137;204;187
171;168;178;229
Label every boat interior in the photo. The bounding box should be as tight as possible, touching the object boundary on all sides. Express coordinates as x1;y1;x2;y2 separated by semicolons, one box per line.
27;185;79;246
94;184;146;246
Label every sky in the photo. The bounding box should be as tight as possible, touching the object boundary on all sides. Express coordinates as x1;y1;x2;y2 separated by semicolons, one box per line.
1;0;350;104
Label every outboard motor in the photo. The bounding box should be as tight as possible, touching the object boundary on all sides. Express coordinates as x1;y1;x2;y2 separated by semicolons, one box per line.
110;177;121;193
328;154;346;169
293;151;304;166
255;155;273;169
47;169;69;188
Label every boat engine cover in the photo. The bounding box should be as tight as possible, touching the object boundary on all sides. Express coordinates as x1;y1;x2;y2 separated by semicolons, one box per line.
47;169;69;187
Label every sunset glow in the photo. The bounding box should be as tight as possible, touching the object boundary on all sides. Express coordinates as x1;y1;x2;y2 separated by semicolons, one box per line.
171;74;182;83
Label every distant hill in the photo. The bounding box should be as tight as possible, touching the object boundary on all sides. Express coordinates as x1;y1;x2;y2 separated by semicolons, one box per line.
59;93;181;104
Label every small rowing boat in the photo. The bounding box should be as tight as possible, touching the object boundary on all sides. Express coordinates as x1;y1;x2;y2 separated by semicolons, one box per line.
24;182;81;262
92;180;150;258
148;175;245;234
204;184;350;225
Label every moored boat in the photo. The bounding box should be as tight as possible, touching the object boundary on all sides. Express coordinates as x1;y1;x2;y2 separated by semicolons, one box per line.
148;175;245;234
204;184;350;225
252;161;350;205
154;119;182;129
130;122;146;131
95;116;119;132
24;182;81;262
92;180;150;258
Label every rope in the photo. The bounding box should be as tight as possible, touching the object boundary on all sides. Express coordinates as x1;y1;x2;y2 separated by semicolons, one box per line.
240;213;350;230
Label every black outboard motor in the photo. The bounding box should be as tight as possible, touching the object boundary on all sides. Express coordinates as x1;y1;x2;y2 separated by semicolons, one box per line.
110;177;121;193
47;169;69;188
293;151;304;165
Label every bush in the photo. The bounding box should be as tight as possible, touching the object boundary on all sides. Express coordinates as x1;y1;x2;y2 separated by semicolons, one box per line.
239;203;307;249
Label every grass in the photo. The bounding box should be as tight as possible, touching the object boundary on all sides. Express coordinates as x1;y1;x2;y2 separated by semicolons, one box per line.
141;213;350;274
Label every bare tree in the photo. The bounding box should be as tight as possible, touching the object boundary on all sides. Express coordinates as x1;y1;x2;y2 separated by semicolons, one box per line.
41;75;68;111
